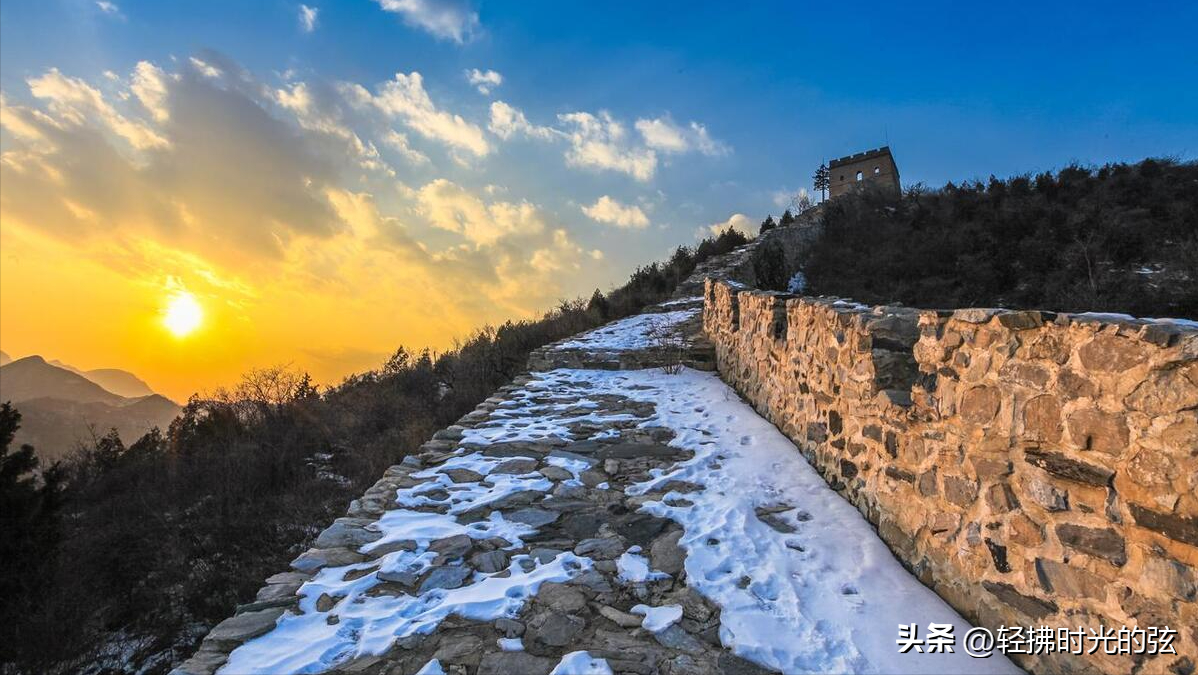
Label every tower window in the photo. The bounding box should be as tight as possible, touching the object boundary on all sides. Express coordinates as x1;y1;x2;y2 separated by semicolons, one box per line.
874;166;881;175
856;171;863;181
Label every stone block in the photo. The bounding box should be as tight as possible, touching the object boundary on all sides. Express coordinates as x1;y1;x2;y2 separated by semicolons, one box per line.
1055;523;1127;566
1024;450;1113;487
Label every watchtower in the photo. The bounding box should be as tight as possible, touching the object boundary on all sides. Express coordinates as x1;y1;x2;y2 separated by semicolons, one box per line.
828;146;901;198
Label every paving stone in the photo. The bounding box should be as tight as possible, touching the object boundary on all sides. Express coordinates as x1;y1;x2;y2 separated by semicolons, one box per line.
508;508;561;528
471;550;510;574
477;652;555;675
419;566;473;593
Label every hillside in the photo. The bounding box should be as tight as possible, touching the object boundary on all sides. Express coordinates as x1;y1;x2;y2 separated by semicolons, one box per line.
799;158;1198;318
0;356;180;460
1;356;127;406
49;360;157;399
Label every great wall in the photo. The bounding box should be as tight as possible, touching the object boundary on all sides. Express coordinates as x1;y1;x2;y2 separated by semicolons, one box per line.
175;223;1196;675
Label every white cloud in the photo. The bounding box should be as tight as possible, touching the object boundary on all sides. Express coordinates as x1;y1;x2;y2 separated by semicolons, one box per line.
581;195;649;229
131;61;170;123
381;129;430;165
274;81;396;175
488;101;559;141
375;0;479;44
465;68;502;95
635;116;728;156
558;111;656;182
700;213;756;239
299;5;319;33
417;178;544;246
342;72;490;157
95;1;119;14
27;68;167;150
188;57;222;79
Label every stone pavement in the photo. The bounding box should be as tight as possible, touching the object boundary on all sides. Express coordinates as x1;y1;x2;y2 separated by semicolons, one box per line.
174;302;772;675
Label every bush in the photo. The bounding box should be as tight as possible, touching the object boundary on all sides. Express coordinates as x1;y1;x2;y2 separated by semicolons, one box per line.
802;158;1198;318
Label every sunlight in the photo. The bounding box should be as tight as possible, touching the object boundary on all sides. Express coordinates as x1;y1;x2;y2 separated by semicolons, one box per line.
162;290;203;337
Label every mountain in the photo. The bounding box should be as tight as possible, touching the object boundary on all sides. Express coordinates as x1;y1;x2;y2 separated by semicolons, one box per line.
1;355;127;405
49;359;157;398
1;356;181;461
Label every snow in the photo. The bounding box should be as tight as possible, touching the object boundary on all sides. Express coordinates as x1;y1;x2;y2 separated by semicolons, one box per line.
414;660;445;675
219;437;594;673
786;271;807;293
549;651;614;675
656;296;703;307
528;367;1018;675
497;637;524;651
615;546;669;583
552;309;698;351
630;604;682;632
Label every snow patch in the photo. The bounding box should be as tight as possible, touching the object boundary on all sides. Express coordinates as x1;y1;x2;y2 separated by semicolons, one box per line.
549;651;614;675
630;604;682;632
553;309;697;351
616;546;669;583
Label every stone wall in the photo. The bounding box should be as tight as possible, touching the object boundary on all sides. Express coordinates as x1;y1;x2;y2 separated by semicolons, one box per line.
704;279;1197;674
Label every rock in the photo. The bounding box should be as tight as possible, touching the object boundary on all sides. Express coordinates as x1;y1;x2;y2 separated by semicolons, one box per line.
205;607;285;650
1055;523;1127;566
613;513;670;546
1034;559;1107;600
445;468;485;483
1066;409;1129;456
569;569;614;596
314;518;383;549
575;537;625;560
170;645;228;675
597;605;643;627
508;508;561;528
291;548;366;573
982;581;1058;620
526;610;586;647
492;458;540;475
529;548;564;564
537;583;588;613
538;466;574;481
649;530;686;575
377;568;420;587
1129;504;1198;547
419;565;473;593
495;618;525;638
477;652;555;675
960;385;1001;424
1024;477;1069;511
717;652;776;675
580;469;607;487
430;534;474;561
471;550;510;574
652;623;706;654
433;634;484;664
671;587;713;623
942;475;978;507
315;593;337;612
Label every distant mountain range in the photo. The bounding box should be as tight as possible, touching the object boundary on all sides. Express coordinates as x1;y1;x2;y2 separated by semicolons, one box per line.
0;353;181;462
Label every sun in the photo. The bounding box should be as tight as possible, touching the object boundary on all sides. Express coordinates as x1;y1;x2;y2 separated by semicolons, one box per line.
163;291;203;337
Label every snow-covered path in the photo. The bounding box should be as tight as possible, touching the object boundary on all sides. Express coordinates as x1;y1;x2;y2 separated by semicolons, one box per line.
565;367;1020;674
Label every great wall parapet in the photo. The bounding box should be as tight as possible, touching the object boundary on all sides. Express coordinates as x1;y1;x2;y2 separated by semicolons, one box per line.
704;278;1198;674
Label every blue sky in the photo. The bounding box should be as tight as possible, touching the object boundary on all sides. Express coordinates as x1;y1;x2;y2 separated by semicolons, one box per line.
2;0;1196;393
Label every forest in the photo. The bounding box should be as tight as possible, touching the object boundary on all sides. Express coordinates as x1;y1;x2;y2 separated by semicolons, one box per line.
796;158;1197;319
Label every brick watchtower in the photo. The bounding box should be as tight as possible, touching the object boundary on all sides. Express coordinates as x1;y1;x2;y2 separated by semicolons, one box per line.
828;146;901;198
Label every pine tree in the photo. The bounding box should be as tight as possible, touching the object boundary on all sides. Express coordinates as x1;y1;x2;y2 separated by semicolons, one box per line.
813;163;830;200
759;215;776;234
779;209;795;227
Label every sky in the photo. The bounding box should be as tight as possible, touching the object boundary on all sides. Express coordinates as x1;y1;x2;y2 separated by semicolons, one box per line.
1;0;1196;401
